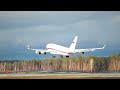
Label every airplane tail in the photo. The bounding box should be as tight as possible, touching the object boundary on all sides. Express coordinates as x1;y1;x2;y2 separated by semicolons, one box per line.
69;36;78;50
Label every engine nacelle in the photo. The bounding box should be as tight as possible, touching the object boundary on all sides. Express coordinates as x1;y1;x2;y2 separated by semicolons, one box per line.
81;52;84;54
35;50;44;54
35;50;46;55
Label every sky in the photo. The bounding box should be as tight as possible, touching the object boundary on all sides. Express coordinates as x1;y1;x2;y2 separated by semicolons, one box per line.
0;11;120;60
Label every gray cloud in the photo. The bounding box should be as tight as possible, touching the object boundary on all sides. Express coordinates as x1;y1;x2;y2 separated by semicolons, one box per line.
0;11;108;29
0;11;120;59
0;11;120;46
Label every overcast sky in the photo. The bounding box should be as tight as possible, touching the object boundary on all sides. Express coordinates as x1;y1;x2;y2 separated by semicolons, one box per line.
0;11;120;59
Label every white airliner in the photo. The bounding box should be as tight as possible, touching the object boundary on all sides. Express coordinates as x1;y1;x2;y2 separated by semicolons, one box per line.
27;36;106;58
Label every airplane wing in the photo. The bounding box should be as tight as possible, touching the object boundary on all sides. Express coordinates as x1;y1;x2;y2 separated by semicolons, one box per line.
27;45;50;52
75;45;106;53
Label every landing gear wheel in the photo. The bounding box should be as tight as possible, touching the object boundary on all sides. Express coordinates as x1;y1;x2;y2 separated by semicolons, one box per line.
66;56;69;58
52;56;56;58
60;55;63;58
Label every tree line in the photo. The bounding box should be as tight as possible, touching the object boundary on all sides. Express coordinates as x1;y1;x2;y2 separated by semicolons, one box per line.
0;54;120;73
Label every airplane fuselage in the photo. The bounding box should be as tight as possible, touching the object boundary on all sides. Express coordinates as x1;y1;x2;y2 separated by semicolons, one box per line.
46;43;74;56
27;36;106;58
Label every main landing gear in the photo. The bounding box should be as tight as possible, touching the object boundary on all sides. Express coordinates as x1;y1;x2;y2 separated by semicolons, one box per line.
60;55;63;58
66;56;69;58
52;55;56;58
52;55;69;58
60;55;69;58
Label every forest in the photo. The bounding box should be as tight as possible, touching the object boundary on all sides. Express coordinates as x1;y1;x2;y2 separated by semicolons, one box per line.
0;54;120;73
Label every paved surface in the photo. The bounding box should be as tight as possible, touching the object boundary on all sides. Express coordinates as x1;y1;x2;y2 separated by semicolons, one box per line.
0;72;120;79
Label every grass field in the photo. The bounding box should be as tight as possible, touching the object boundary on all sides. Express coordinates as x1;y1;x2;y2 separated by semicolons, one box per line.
0;72;120;79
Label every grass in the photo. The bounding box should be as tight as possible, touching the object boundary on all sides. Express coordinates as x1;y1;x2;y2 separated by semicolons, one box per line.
0;72;120;79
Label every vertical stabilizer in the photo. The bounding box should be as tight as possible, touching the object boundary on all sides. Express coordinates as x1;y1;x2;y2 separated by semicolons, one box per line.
69;36;78;50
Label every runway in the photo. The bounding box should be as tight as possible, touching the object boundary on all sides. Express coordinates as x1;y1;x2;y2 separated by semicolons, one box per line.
0;72;120;79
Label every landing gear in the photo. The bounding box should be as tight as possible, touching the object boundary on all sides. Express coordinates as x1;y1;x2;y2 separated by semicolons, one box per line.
66;56;69;58
52;55;56;58
60;55;63;58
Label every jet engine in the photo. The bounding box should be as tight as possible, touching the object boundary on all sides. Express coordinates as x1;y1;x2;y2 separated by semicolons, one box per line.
81;52;84;54
35;50;46;54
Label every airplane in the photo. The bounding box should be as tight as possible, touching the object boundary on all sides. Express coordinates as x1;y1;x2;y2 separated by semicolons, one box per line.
27;36;106;58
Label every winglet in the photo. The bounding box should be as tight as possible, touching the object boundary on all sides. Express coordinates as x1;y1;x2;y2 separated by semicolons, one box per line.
103;44;106;49
27;45;30;49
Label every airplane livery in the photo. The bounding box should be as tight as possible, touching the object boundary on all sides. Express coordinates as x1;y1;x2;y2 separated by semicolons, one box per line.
27;36;106;58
